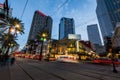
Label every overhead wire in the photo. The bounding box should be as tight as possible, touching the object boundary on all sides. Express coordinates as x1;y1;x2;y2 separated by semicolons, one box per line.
75;12;109;29
51;0;70;17
51;0;70;38
20;0;29;19
16;0;110;38
50;0;109;30
52;12;109;38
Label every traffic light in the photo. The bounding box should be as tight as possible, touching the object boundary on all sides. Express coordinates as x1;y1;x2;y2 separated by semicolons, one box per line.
39;33;48;42
39;37;46;41
40;37;44;41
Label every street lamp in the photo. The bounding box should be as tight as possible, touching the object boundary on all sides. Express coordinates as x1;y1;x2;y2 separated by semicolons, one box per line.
42;33;46;37
39;33;48;61
111;48;118;73
110;35;118;73
9;25;20;54
15;24;20;28
10;27;15;33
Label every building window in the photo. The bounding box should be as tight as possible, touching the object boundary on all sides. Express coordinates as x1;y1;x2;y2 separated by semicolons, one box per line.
117;0;120;3
114;2;116;5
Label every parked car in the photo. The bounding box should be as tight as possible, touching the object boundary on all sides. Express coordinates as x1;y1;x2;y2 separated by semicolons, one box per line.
44;54;56;61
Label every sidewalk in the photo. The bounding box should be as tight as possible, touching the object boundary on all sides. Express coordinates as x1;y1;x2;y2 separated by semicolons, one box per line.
0;65;10;80
0;62;32;80
0;58;47;80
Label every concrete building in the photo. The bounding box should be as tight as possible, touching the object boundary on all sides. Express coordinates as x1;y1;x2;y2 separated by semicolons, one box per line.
96;0;120;39
112;22;120;58
28;10;53;41
27;10;52;55
87;24;102;45
112;22;120;48
92;44;106;54
59;17;75;40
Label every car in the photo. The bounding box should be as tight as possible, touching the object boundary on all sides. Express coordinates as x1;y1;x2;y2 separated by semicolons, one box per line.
35;54;42;60
93;58;120;65
44;57;56;61
25;54;30;59
56;55;79;63
21;54;25;58
49;57;56;61
29;54;35;59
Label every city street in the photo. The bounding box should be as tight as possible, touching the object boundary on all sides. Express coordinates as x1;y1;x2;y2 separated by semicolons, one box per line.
1;58;120;80
0;0;120;80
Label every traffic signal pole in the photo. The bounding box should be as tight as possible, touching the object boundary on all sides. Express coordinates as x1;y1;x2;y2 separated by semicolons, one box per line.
39;41;43;61
112;48;118;73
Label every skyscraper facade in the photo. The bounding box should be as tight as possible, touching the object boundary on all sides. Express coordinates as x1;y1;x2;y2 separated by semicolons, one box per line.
59;17;75;40
28;10;52;41
87;24;102;45
96;0;120;38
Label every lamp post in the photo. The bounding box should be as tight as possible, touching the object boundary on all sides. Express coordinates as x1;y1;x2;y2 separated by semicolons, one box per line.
39;40;43;61
39;33;47;61
111;48;118;73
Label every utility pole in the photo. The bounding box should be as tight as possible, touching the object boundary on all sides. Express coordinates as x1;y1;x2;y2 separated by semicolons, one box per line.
4;0;9;18
112;48;118;73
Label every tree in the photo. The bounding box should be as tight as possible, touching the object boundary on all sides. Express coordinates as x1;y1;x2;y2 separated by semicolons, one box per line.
1;17;24;55
8;17;24;35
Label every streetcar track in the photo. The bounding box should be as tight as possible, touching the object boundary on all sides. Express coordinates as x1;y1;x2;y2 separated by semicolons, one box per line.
69;65;120;78
30;62;120;80
29;64;67;80
30;63;104;80
52;66;110;80
54;62;120;78
16;59;120;80
16;62;67;80
16;63;35;80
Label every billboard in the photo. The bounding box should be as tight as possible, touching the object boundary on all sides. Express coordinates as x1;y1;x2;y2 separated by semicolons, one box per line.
68;34;81;40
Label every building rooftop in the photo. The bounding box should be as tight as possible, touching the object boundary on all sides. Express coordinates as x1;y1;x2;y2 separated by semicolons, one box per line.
36;10;46;17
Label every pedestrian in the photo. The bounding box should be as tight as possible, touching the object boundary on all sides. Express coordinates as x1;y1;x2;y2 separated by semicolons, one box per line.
0;49;2;62
10;57;15;65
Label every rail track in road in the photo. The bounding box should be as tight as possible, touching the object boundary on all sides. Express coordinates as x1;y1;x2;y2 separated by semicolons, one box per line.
52;65;120;80
29;61;120;80
30;64;102;80
16;63;35;80
53;62;120;78
16;59;120;80
16;62;67;80
30;64;104;80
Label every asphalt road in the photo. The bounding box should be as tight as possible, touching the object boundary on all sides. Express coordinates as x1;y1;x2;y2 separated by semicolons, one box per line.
9;58;120;80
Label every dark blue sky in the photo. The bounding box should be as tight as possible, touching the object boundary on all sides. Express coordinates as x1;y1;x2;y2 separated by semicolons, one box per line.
0;0;101;49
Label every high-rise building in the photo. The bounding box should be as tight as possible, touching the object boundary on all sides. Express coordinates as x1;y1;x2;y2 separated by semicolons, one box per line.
87;24;102;45
59;17;75;40
112;22;120;49
96;0;120;39
28;10;52;41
